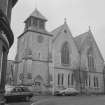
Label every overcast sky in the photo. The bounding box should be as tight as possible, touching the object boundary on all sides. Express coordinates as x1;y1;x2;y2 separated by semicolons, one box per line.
8;0;105;60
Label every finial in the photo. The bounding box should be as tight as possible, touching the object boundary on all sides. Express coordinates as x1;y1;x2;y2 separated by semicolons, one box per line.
64;18;67;24
35;0;37;9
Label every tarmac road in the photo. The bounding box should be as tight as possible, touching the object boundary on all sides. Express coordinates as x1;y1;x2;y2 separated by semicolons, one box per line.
7;95;105;105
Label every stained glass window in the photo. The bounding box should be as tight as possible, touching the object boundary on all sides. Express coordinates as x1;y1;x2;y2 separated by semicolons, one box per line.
61;42;70;65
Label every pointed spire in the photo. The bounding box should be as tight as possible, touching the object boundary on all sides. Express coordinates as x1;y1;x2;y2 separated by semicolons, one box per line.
30;8;47;21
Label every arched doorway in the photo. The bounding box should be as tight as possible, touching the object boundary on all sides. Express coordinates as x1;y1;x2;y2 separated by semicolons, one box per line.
33;75;44;93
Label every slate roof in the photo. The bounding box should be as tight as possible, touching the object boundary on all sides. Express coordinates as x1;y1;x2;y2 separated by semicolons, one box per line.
51;24;64;42
29;8;47;21
51;22;72;42
74;30;104;61
74;31;89;51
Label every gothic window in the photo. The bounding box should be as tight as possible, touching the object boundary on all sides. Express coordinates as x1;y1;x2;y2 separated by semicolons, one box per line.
61;73;64;85
94;76;99;88
58;73;60;86
61;42;70;65
58;73;64;86
71;73;74;85
87;47;95;71
68;74;70;86
94;76;97;87
96;77;99;88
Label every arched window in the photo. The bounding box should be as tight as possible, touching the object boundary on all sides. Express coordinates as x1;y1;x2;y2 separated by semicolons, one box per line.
71;73;74;85
61;42;70;65
96;77;99;88
94;76;96;87
57;73;64;86
94;76;99;88
61;73;64;86
89;75;91;87
87;47;95;71
68;74;70;87
58;73;60;86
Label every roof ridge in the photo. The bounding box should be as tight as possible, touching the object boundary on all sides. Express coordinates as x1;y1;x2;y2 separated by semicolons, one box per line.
74;31;89;39
51;24;64;33
89;32;104;62
52;24;64;42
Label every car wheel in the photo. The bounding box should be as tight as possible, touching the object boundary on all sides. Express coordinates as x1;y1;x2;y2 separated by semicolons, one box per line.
25;96;30;101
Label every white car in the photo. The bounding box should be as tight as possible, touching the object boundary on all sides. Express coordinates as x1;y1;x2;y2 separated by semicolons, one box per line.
59;88;79;96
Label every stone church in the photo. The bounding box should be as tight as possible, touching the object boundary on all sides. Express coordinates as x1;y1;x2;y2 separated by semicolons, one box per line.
15;8;105;94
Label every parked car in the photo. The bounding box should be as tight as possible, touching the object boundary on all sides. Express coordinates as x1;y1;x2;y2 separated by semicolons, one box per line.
54;89;64;96
55;88;79;96
5;86;34;102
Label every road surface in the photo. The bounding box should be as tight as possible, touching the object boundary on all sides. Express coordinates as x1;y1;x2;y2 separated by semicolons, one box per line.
7;95;105;105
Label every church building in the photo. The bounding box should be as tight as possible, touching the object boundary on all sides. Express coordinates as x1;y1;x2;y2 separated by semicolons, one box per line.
14;8;105;94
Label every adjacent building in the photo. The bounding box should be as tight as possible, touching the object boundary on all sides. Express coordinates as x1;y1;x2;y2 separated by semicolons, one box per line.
15;8;105;94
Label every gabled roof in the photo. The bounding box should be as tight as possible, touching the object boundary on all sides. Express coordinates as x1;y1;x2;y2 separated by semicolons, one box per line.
51;22;72;42
74;32;89;51
74;30;104;61
29;8;47;21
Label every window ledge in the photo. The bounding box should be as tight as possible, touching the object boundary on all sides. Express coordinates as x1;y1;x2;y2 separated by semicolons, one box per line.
61;64;70;66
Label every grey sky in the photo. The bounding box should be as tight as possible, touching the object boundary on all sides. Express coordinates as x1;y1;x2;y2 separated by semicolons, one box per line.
8;0;105;60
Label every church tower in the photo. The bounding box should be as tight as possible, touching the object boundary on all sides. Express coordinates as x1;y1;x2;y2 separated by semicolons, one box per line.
15;8;53;88
24;8;47;32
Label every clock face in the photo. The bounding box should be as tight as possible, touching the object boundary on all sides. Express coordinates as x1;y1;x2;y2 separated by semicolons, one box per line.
37;35;44;43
